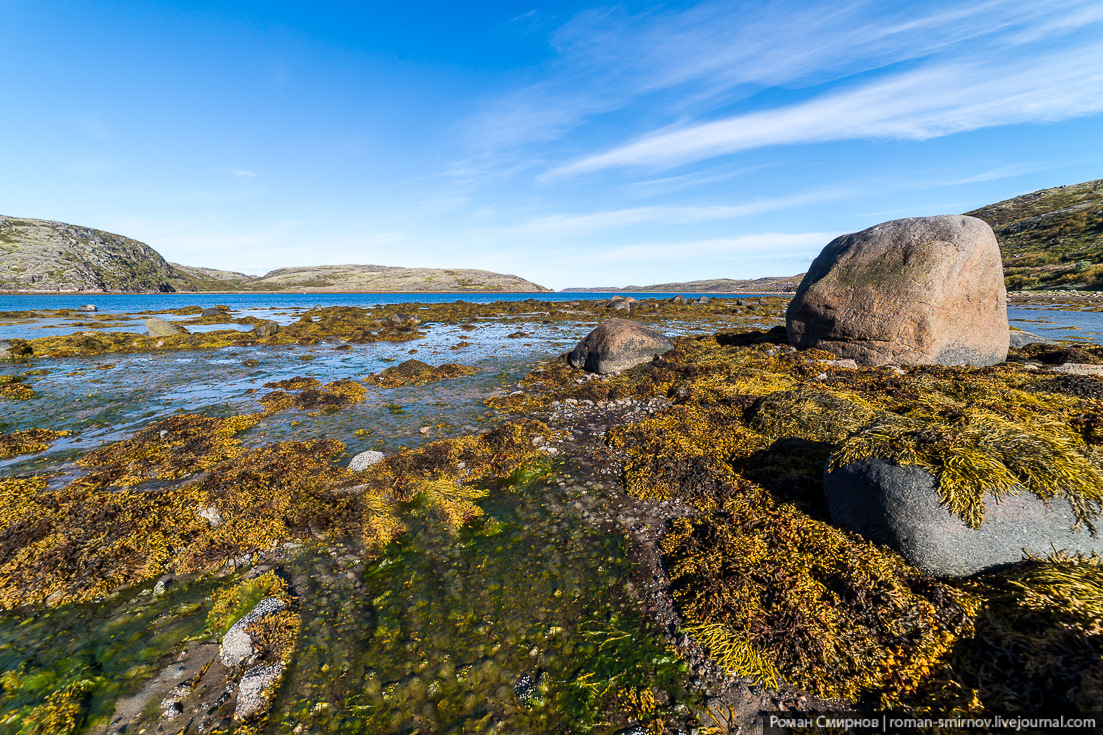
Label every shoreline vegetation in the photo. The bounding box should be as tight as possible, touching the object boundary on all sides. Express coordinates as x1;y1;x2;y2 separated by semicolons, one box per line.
2;294;1103;732
1;178;1102;297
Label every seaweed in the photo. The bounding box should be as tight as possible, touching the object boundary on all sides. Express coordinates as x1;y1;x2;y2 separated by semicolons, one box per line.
0;428;70;458
364;359;475;388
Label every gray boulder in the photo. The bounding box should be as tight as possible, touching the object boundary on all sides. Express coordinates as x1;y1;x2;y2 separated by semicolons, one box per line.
786;215;1008;366
220;597;288;668
1009;329;1056;349
670;295;686;304
76;304;97;312
568;318;673;374
202;307;227;318
253;320;279;338
348;450;385;471
824;458;1103;577
145;317;187;337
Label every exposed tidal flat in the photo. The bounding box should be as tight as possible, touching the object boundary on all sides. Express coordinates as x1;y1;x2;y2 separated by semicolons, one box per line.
2;293;1103;733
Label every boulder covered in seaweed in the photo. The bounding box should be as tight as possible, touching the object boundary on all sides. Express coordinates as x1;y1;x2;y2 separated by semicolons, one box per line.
145;317;188;337
786;215;1008;366
253;320;279;338
825;458;1103;576
568;318;673;374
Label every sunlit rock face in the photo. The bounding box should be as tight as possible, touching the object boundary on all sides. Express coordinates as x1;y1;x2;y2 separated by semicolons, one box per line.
786;215;1009;366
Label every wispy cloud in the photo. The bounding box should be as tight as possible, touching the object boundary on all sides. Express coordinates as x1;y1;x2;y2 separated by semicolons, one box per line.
588;232;839;263
545;37;1103;177
220;168;259;178
465;0;1102;164
470;188;850;239
76;114;109;140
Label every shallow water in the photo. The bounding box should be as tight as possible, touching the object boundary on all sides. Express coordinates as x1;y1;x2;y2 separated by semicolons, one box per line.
1008;304;1103;344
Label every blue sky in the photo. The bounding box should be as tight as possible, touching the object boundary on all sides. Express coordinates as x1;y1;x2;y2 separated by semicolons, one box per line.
2;1;1102;290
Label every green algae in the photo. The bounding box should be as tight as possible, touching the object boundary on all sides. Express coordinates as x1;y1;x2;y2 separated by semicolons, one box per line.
0;574;228;734
267;467;695;735
486;326;1103;713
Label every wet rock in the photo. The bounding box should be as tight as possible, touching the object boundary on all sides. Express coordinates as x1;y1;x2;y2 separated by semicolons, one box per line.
824;458;1103;576
786;215;1008;366
569;318;673;374
220;597;288;668
1009;328;1055;348
145;317;188;337
696;296;710;305
234;663;284;721
76;304;97;312
390;312;420;326
198;505;223;527
253;320;279;338
107;642;219;733
202;307;227;317
1053;363;1103;376
348;450;385;471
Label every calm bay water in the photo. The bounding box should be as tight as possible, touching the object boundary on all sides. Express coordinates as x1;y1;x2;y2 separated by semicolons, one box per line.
0;291;725;314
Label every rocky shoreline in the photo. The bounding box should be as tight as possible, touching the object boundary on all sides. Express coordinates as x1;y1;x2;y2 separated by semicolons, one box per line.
1;285;1102;733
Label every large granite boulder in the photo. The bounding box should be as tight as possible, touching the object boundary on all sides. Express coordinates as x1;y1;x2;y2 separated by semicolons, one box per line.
786;216;1008;366
145;317;187;337
824;458;1103;576
568;318;673;374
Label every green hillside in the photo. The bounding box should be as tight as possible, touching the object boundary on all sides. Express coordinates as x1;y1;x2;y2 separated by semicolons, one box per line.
966;179;1103;290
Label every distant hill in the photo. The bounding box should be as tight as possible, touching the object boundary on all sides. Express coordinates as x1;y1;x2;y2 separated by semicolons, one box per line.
561;275;804;293
244;264;547;292
0;216;200;293
0;215;549;293
966;179;1103;290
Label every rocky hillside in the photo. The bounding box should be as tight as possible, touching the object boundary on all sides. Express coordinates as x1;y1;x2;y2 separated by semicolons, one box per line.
0;216;200;293
0;215;548;293
245;264;548;292
966;178;1103;290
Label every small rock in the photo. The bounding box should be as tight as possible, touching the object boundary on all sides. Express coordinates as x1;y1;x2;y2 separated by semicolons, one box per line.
198;505;223;527
220;598;288;668
202;307;226;318
824;358;859;369
145;317;187;338
1053;363;1103;376
76;304;97;312
252;321;279;338
348;451;385;471
234;663;284;721
1009;328;1056;348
